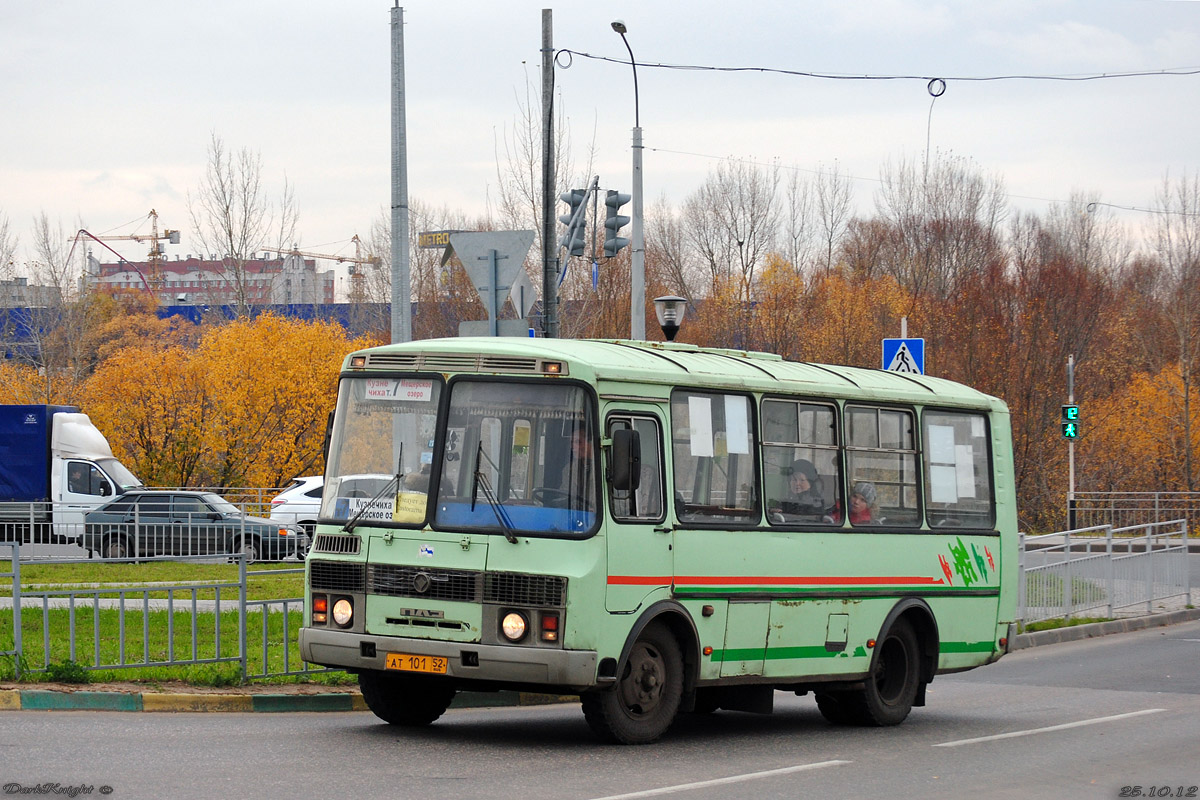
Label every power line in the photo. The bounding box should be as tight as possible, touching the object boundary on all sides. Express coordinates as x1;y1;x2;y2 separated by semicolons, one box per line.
558;50;1200;84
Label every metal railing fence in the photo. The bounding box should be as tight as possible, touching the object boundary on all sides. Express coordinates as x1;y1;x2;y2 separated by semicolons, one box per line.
1019;519;1192;624
0;540;332;682
1073;492;1200;531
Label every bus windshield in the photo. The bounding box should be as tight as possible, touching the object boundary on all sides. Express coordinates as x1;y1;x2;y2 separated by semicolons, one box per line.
433;379;597;537
322;376;442;525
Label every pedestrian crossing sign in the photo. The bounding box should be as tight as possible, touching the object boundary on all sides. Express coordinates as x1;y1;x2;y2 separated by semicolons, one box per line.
882;338;925;374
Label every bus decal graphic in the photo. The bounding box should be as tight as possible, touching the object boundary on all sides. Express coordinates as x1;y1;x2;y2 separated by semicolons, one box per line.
948;537;979;587
939;554;954;585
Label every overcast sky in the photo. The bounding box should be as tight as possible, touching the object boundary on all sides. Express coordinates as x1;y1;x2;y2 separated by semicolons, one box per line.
2;0;1197;276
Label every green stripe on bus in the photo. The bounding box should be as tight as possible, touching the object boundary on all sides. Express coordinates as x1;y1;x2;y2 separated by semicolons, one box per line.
711;640;994;662
939;640;997;653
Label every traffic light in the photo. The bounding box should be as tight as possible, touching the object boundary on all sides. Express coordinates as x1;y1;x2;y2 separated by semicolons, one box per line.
1061;404;1080;439
603;190;631;258
558;189;587;257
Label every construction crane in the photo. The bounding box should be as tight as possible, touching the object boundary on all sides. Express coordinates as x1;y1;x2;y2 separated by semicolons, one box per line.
274;235;380;270
68;209;181;292
272;235;382;302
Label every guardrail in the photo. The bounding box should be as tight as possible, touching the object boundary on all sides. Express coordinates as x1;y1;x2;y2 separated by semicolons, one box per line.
0;541;330;682
1073;492;1200;531
1019;519;1192;624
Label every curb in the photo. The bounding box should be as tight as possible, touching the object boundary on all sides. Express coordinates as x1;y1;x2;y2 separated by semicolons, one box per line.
1010;607;1200;650
0;687;576;713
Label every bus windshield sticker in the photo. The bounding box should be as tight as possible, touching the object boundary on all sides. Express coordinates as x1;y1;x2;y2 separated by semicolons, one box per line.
365;378;435;402
725;395;750;454
334;495;394;522
688;395;714;457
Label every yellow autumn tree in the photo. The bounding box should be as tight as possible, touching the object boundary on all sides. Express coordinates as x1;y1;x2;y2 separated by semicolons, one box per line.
0;361;59;404
191;313;373;488
1085;366;1200;491
800;272;908;367
81;345;210;486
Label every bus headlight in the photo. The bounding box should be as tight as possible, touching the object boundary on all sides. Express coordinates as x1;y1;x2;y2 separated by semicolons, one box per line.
501;612;528;642
332;598;354;628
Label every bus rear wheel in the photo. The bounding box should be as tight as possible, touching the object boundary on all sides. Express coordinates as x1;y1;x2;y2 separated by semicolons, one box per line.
581;624;683;744
358;670;457;726
816;618;921;726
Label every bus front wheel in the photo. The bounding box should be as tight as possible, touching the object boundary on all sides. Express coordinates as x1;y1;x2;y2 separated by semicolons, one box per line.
581;624;683;744
358;670;457;726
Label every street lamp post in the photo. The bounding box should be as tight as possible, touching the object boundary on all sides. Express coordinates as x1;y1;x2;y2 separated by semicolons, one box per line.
611;20;645;341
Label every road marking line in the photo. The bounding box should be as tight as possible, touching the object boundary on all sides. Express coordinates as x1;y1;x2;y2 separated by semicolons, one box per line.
587;760;852;800
933;708;1166;748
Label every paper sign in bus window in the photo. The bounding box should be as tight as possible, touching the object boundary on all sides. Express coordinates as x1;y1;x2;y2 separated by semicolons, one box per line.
724;395;750;455
688;396;714;457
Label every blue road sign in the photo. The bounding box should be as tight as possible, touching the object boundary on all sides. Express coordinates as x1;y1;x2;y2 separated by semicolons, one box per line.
882;338;925;374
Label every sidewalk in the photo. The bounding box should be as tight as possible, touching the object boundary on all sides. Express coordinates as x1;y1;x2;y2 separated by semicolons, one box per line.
3;608;1197;713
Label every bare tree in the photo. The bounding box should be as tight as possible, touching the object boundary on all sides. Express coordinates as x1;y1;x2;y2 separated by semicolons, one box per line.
0;212;16;286
874;152;1007;302
814;161;854;273
491;73;586;322
187;132;298;317
1151;171;1200;489
682;158;781;297
781;170;815;275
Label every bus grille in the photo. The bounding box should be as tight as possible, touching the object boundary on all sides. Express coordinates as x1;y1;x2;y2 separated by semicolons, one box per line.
310;560;366;592
369;565;481;602
311;533;361;555
363;352;542;374
484;573;566;606
357;565;567;606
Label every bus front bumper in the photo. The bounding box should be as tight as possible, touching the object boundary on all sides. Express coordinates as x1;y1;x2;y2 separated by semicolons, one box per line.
299;627;599;690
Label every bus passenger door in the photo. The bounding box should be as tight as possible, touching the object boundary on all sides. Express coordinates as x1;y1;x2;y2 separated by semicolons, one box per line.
604;413;671;613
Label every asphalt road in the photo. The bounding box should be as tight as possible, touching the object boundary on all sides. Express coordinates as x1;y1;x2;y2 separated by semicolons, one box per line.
3;620;1198;800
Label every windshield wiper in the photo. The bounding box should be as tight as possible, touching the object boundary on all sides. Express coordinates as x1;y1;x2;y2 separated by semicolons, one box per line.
471;441;517;543
342;445;405;533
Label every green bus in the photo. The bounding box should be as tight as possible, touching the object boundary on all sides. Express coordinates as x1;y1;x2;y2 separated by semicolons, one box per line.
299;337;1017;744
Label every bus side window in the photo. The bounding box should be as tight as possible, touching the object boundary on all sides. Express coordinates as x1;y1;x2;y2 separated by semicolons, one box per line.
670;390;759;524
845;405;920;527
607;416;664;522
761;399;841;526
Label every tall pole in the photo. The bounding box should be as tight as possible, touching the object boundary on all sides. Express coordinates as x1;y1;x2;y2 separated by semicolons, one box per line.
390;3;412;343
613;22;645;340
1068;354;1076;529
541;10;558;338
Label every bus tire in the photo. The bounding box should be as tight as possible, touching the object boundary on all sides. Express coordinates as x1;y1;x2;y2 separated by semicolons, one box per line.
581;624;683;744
861;617;922;725
358;670;456;726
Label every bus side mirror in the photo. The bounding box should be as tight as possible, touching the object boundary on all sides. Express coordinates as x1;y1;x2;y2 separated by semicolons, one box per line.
610;429;641;491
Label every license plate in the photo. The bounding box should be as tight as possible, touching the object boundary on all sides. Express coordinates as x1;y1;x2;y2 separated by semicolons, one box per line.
385;652;448;675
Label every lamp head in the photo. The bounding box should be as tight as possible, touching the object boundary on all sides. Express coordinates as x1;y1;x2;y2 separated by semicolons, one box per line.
611;20;627;34
654;295;687;342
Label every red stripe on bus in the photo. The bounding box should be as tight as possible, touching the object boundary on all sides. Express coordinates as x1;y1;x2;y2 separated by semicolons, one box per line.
608;575;946;586
608;575;673;585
